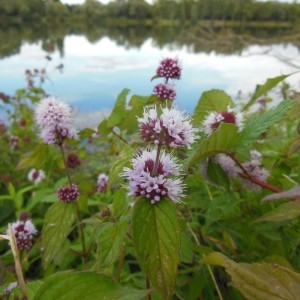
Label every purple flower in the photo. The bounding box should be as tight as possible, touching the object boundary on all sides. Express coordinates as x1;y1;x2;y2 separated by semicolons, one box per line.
97;173;108;193
156;57;182;80
8;219;37;251
67;153;81;169
153;83;176;101
202;108;244;136
122;149;185;204
28;168;45;185
57;183;80;203
35;97;78;145
138;106;198;149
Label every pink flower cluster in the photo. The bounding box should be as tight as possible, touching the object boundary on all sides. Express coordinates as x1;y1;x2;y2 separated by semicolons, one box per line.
8;219;37;251
122;149;184;204
35;97;78;145
28;168;45;185
214;150;269;191
138;106;197;149
97;173;109;193
57;183;80;203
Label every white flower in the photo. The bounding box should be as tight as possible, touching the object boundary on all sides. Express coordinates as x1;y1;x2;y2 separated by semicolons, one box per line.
35;97;78;144
121;149;185;204
139;105;198;148
28;168;45;185
202;107;244;136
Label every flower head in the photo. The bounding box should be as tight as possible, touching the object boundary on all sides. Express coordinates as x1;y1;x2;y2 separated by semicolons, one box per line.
122;149;185;204
202;108;244;136
156;57;182;80
35;97;78;145
66;153;81;169
57;183;80;203
97;173;109;193
138;105;197;149
8;219;37;251
28;168;45;185
153;83;176;101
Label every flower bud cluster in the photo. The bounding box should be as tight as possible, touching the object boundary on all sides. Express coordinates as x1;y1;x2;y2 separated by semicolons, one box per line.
153;57;182;101
57;183;80;203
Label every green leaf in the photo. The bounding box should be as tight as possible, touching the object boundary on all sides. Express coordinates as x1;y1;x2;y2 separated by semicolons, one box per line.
238;100;296;149
34;271;150;300
193;89;233;125
132;199;180;300
42;201;76;268
190;123;239;164
16;143;50;170
79;128;95;139
254;202;300;223
108;145;135;189
107;89;130;128
202;252;300;300
96;220;127;268
243;73;296;110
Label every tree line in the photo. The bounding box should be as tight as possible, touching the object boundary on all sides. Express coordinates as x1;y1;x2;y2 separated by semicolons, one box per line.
1;0;300;26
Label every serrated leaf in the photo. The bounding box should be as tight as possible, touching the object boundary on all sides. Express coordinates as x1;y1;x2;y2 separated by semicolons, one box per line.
190;123;239;164
132;199;180;300
16;143;50;170
193;89;233;125
244;73;296;110
254;201;300;223
107;89;129;128
238;100;296;149
34;271;150;300
202;252;300;300
96;220;127;268
42;201;76;268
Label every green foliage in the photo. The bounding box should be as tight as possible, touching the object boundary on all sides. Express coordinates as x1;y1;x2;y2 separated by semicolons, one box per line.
33;271;150;300
41;201;76;268
202;252;300;300
132;199;180;299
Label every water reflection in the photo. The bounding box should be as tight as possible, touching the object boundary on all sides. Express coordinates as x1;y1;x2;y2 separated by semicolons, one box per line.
1;27;300;128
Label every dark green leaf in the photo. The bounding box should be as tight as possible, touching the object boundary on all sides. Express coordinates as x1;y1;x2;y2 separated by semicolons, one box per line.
42;201;76;268
34;271;149;300
132;199;180;300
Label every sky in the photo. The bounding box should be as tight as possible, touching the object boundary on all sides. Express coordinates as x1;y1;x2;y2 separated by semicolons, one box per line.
61;0;296;5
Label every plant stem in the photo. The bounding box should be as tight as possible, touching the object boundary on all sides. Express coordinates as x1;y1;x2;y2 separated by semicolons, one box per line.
152;144;162;176
8;224;28;300
59;144;72;187
186;222;224;300
76;203;87;266
112;129;128;144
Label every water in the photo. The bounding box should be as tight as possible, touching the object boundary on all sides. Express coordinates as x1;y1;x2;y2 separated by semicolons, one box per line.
1;34;300;128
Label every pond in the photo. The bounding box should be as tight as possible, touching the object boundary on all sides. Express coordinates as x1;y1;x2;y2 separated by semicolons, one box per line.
1;31;300;128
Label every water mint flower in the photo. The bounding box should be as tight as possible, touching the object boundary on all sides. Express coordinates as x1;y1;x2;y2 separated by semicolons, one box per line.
35;97;78;145
202;108;244;136
8;219;37;251
28;168;45;185
138;106;197;149
66;152;81;169
156;57;182;80
122;149;185;204
57;183;80;203
153;83;176;101
97;173;108;193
